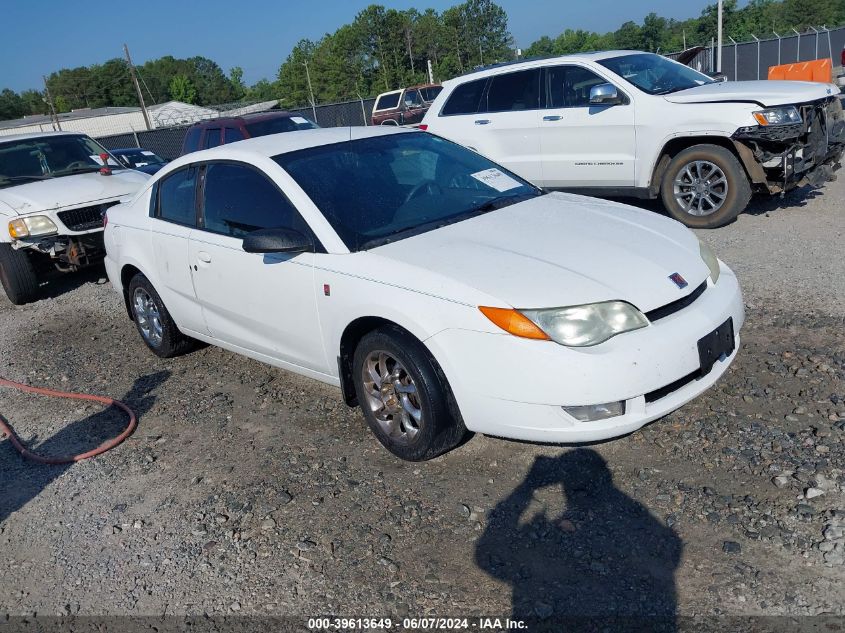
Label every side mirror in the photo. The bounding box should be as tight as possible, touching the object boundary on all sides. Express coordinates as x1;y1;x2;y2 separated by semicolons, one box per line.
706;72;728;82
242;227;313;254
589;83;623;106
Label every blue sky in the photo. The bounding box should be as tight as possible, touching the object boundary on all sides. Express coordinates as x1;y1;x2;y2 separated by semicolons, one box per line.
1;0;713;92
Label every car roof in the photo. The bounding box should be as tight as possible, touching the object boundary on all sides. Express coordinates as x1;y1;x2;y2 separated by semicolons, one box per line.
0;131;87;144
164;126;416;173
443;49;646;85
187;110;296;129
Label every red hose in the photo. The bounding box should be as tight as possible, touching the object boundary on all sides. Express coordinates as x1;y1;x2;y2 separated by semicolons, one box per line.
0;376;137;465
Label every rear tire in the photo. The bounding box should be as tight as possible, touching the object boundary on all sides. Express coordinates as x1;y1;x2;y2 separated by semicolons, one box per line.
128;273;194;358
660;144;751;228
352;325;467;461
0;244;39;305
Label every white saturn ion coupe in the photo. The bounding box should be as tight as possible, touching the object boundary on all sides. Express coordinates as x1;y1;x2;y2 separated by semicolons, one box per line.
104;126;743;461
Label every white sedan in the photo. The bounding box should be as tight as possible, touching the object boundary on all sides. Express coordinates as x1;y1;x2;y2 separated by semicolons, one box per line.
104;126;743;461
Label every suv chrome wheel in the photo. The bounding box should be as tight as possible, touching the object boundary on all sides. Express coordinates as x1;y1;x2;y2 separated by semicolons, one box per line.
133;287;163;348
673;160;728;216
361;351;422;444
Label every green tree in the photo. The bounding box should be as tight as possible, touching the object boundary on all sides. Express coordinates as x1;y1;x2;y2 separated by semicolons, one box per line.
169;75;197;104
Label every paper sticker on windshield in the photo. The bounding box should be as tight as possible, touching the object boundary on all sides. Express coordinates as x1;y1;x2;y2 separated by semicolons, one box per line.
141;150;155;156
291;116;309;124
470;168;521;192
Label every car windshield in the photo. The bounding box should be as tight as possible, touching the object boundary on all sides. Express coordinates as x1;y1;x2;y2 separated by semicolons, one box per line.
244;116;318;137
599;53;715;95
274;132;543;251
115;149;166;168
0;135;116;189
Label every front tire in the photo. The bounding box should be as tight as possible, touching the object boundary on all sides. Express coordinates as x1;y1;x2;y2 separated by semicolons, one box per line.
352;325;466;461
128;273;194;358
0;244;39;305
660;144;751;228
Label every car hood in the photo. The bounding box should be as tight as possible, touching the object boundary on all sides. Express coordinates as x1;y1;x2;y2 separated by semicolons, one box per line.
0;170;150;215
663;80;837;106
371;193;711;314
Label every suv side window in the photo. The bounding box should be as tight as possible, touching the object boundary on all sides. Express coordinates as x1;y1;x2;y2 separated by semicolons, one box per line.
546;65;612;108
486;69;541;112
200;163;309;238
156;167;197;226
440;78;487;116
404;90;423;107
203;129;222;149
183;127;201;154
224;127;244;144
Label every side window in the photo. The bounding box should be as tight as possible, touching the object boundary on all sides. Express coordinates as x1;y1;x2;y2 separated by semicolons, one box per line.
440;78;487;116
182;127;201;154
486;69;541;113
404;90;422;107
224;127;244;144
547;65;611;108
201;163;306;238
203;129;222;149
156;167;197;226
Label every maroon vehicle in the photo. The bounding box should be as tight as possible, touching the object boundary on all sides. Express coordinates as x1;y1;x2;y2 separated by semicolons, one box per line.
181;111;318;155
370;84;443;126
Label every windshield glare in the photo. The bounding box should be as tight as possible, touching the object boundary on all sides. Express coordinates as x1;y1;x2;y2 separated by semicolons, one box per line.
0;135;114;188
599;53;714;95
274;132;541;251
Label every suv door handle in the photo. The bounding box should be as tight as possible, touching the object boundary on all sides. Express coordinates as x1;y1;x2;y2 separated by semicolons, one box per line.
543;115;562;121
197;251;212;264
474;119;491;125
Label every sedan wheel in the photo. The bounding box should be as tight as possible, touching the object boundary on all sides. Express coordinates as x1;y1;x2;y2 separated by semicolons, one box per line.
352;325;467;461
361;351;423;443
133;287;164;348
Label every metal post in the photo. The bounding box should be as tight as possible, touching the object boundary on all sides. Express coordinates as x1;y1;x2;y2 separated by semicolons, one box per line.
42;75;61;131
427;59;434;84
751;35;760;79
825;26;833;61
729;37;738;80
717;0;723;72
356;91;367;126
303;59;317;123
123;44;152;131
792;29;801;61
809;26;818;58
773;31;781;65
133;131;141;148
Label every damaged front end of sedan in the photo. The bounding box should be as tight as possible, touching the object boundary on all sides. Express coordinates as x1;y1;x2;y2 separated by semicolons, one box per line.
732;95;845;195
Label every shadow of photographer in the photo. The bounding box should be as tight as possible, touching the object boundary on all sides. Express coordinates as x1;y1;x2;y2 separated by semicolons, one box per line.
475;449;682;632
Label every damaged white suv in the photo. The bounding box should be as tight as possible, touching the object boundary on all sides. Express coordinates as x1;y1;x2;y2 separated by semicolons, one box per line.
0;132;149;304
422;51;845;228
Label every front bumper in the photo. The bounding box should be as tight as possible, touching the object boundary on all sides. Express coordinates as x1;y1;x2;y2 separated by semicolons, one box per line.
425;262;744;443
733;95;845;194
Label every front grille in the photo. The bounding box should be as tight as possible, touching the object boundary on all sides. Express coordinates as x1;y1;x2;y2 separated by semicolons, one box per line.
58;201;118;231
645;281;707;323
645;369;700;404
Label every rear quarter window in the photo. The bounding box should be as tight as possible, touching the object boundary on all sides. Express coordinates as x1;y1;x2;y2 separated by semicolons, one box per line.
375;93;401;111
182;128;201;154
441;78;488;116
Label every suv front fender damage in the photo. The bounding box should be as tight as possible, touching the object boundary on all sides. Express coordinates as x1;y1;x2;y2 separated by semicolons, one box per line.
732;96;845;194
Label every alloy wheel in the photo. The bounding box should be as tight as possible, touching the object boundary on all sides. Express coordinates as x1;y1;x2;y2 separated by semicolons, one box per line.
133;287;164;348
361;350;423;444
673;160;728;216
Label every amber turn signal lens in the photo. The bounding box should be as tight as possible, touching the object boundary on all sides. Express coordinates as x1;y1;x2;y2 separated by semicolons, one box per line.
479;306;550;340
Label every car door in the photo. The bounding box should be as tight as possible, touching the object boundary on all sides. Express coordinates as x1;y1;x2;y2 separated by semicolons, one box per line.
148;166;207;334
539;64;636;188
465;68;543;183
187;161;328;372
402;89;426;125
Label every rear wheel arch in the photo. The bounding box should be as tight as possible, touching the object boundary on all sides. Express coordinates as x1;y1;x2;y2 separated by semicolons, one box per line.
120;264;143;319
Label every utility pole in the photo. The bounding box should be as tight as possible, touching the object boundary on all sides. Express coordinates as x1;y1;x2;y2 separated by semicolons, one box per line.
427;59;435;84
303;59;317;123
716;0;723;72
42;76;61;131
123;43;152;130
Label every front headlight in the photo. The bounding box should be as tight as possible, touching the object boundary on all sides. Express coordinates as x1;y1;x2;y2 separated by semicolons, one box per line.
520;301;649;347
752;106;801;126
699;239;720;284
8;216;58;239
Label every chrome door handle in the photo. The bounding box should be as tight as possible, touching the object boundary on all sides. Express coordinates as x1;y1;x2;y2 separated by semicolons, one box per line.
543;115;562;121
197;251;212;264
474;119;491;125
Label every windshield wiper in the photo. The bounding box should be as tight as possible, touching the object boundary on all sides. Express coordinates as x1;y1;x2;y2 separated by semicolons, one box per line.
0;175;54;187
53;166;104;176
470;192;541;214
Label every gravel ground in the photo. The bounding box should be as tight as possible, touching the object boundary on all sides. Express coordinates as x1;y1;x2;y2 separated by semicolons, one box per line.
0;180;843;629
